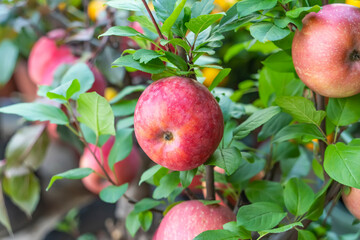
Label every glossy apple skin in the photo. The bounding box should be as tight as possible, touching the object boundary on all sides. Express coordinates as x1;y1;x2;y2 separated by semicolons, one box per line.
342;187;360;219
79;136;141;195
153;200;235;240
134;77;224;171
292;4;360;98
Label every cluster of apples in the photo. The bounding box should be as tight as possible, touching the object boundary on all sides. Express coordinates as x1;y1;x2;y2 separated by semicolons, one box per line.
27;29;144;193
292;3;360;220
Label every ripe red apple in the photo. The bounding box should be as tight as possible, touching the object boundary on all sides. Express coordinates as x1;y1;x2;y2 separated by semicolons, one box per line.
292;4;360;98
153;200;235;240
134;76;224;171
28;29;77;86
79;136;141;194
28;29;106;96
342;187;360;219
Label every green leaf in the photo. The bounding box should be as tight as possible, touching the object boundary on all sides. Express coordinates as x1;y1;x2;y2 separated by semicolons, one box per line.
139;165;163;185
0;103;68;125
99;184;128;203
206;148;242;175
286;6;321;18
0;185;12;234
46;168;94;191
273;123;325;143
223;221;251;239
284;178;315;216
160;38;191;53
208;68;231;91
228;157;266;184
134;198;163;213
117;116;134;130
77;92;115;137
3;173;40;216
236;202;287;231
298;229;317;240
0;40;19;86
106;0;144;11
60;63;95;99
250;22;291;43
324;143;360;188
262;51;294;72
326;94;360;127
259;67;304;107
179;168;197;188
194;230;241;240
47;79;81;102
276;96;326;126
126;211;141;237
191;0;214;18
108;128;133;170
128;15;158;34
162;0;187;38
258;112;292;141
305;180;330;221
80;124;110;147
133;50;163;64
110;85;146;104
112;99;137;117
245;180;284;207
153;171;180;199
234;106;281;139
138;211;152;231
113;55;165;74
259;222;303;237
185;14;224;35
5;125;49;170
164;51;188;71
99;26;144;38
312;158;324;181
237;0;277;17
153;0;177;22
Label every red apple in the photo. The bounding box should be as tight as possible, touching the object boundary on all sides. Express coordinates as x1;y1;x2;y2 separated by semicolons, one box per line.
79;136;141;194
292;4;360;98
134;76;224;171
28;29;107;96
342;187;360;219
153;200;235;240
28;29;77;86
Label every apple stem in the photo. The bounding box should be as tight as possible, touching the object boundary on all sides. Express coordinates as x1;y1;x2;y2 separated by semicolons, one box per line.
205;165;215;200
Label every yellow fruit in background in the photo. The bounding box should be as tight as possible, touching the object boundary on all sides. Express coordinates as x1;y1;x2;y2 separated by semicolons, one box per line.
88;0;106;21
214;0;237;11
202;67;228;87
58;2;66;11
105;87;117;101
305;134;334;151
346;0;360;8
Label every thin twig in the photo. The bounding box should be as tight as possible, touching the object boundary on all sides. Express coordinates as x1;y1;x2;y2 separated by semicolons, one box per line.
141;0;165;40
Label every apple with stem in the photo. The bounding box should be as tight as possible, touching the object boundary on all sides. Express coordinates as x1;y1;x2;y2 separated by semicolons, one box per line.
79;136;141;194
292;4;360;98
153;200;236;240
134;76;224;171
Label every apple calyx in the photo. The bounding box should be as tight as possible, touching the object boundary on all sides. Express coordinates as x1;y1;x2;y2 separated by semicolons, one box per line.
350;50;360;61
163;131;173;141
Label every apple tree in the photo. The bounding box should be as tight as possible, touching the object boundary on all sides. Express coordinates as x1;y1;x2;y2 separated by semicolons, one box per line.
0;0;360;239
